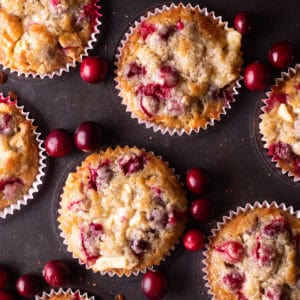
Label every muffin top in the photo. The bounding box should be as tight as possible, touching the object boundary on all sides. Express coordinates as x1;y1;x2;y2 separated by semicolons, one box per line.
0;0;99;75
116;4;242;133
206;206;300;299
58;146;187;275
0;98;39;212
259;68;300;178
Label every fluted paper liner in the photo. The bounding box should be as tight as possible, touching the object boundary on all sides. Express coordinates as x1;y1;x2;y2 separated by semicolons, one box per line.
114;2;242;136
259;64;300;182
35;288;94;300
0;94;46;219
202;201;298;299
57;146;187;277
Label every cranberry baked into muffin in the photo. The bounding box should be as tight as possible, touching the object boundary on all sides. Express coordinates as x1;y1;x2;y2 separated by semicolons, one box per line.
0;97;39;213
0;0;100;75
205;205;300;299
116;4;243;134
58;146;187;276
260;67;300;179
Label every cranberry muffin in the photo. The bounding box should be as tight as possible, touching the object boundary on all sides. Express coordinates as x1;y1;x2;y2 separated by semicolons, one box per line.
205;204;300;299
0;0;100;75
58;146;187;276
0;97;40;213
116;3;243;134
36;289;93;300
260;66;300;179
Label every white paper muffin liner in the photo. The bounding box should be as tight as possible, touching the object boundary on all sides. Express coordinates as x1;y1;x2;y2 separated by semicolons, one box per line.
35;288;94;300
0;94;46;219
202;200;298;299
57;146;187;277
259;64;300;182
114;2;242;136
0;1;102;79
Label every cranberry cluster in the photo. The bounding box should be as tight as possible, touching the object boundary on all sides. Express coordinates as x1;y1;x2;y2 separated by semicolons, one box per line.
0;260;70;299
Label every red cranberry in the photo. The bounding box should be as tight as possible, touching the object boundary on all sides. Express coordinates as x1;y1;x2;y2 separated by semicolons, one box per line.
190;198;213;222
159;66;179;87
118;153;146;175
251;239;275;266
50;0;60;5
265;93;288;112
139;22;156;40
158;25;175;40
141;270;168;300
215;241;244;264
183;229;205;251
222;271;245;291
237;292;248;300
42;260;70;288
263;217;289;236
269;41;294;69
16;274;38;298
268;142;294;161
0;114;13;135
130;239;150;255
234;12;253;35
80;57;108;83
186;168;209;195
88;162;113;191
265;286;285;300
140;95;159;117
74;121;101;152
126;62;146;78
213;88;234;104
45;129;73;157
244;62;270;91
0;291;16;300
0;267;9;288
138;83;171;101
176;21;184;30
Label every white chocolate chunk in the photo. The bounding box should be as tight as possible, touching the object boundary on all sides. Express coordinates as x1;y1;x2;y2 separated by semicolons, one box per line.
277;104;293;122
94;256;129;269
292;142;300;156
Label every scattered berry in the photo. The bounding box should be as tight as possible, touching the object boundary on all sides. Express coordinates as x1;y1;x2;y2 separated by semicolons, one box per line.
80;57;108;83
141;270;168;300
186;168;209;195
16;274;38;298
183;229;205;251
45;129;74;157
190;198;213;222
244;62;270;91
234;12;253;35
42;260;70;288
0;266;9;288
269;41;294;69
74;121;101;152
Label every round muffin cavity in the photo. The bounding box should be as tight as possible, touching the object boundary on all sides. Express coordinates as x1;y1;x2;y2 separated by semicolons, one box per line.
58;146;187;276
260;67;300;179
206;206;300;300
116;4;243;133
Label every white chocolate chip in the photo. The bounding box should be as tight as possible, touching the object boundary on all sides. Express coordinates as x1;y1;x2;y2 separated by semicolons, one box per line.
277;103;293;122
292;142;300;156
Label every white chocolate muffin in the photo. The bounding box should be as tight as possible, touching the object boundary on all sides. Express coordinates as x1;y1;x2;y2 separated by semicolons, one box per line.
0;0;99;75
58;146;187;276
0;97;39;212
206;206;300;300
116;4;243;133
260;68;300;178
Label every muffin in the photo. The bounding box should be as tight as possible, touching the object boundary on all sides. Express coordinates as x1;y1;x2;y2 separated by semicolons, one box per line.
35;288;94;300
0;96;40;215
58;146;187;276
205;203;300;299
115;3;243;135
259;66;300;180
0;0;100;76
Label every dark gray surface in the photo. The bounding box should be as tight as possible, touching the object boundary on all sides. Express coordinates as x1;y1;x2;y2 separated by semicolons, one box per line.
0;0;300;299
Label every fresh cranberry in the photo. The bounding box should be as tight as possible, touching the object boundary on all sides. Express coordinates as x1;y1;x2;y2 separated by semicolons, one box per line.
88;162;112;191
16;274;38;298
118;153;146;175
126;62;146;78
158;25;175;40
0;267;9;288
130;239;150;255
0;114;13;135
268;142;294;161
159;66;179;87
263;217;289;236
186;168;209;195
234;12;253;35
190;198;213;222
244;62;270;91
176;21;184;30
265;93;288;112
139;21;156;40
269;41;294;69
80;57;108;83
214;241;244;264
74;121;101;152
138;83;171;101
45;129;73;157
222;271;245;291
251;239;275;266
140;95;159;117
183;229;205;251
141;270;168;300
42;260;70;288
0;291;16;300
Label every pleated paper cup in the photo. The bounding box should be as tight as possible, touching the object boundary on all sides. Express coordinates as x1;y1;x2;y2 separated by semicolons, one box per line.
35;288;94;300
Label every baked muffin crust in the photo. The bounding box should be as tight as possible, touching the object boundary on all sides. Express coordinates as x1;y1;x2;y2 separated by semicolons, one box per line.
58;146;187;275
116;4;242;133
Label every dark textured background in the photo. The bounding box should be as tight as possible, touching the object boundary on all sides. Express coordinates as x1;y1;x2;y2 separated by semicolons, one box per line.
0;0;300;299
